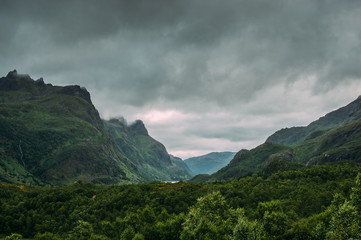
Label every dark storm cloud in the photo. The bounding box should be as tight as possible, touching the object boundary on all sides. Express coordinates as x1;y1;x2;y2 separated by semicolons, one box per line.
0;0;187;43
2;0;361;99
1;0;361;157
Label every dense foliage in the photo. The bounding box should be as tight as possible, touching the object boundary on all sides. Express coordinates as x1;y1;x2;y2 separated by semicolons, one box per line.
1;163;361;239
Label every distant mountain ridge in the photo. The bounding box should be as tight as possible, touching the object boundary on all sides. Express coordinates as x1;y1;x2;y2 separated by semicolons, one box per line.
184;152;236;175
266;96;361;146
0;70;191;185
193;95;361;182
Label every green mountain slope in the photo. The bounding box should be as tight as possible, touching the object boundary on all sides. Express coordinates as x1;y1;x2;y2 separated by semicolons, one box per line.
104;119;192;181
266;96;361;146
184;152;236;175
0;70;142;185
293;119;361;165
200;95;361;182
170;155;193;176
0;70;190;185
208;143;290;181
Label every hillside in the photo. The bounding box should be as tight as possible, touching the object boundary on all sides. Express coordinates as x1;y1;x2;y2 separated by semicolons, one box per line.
0;70;190;185
170;155;193;176
104;119;192;181
1;162;361;239
198;95;361;182
266;95;361;146
209;143;290;181
184;152;236;175
0;70;144;185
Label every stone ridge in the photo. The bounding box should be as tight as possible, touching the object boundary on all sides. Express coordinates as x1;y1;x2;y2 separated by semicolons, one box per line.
6;69;31;80
2;70;92;104
58;85;92;104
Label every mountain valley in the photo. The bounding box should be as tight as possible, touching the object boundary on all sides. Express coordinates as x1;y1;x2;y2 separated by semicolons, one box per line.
1;70;361;187
184;152;236;175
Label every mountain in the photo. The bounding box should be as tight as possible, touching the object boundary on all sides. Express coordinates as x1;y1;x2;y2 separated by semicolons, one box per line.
0;70;142;185
169;155;193;177
104;119;192;181
197;95;361;182
266;96;361;146
0;70;189;185
184;152;236;175
208;143;290;181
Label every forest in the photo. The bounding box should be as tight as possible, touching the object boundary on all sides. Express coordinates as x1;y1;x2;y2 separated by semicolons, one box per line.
1;162;361;240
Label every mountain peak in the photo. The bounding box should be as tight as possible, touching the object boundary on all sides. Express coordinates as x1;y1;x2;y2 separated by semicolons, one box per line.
6;69;18;78
1;70;93;105
129;120;148;135
1;70;44;93
6;69;31;80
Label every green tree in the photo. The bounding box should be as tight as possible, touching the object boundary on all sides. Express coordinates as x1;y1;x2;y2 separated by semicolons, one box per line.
155;213;186;240
120;227;135;240
180;191;241;240
66;220;93;240
100;221;117;239
313;222;328;240
256;200;292;238
34;232;61;240
132;233;145;240
233;215;265;240
326;200;360;239
350;172;361;212
138;205;156;224
262;210;290;238
91;234;111;240
4;233;23;240
255;200;282;219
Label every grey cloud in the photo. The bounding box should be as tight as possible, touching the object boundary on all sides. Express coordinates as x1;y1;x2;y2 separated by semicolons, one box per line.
186;126;271;142
2;1;361;102
2;0;189;44
1;0;361;157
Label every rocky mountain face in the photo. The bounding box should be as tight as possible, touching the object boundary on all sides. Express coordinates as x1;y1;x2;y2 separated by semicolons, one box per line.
184;152;236;175
0;70;191;185
104;119;192;181
193;95;361;182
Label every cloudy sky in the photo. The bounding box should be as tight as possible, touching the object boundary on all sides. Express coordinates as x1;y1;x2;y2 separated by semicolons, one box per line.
1;0;361;159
